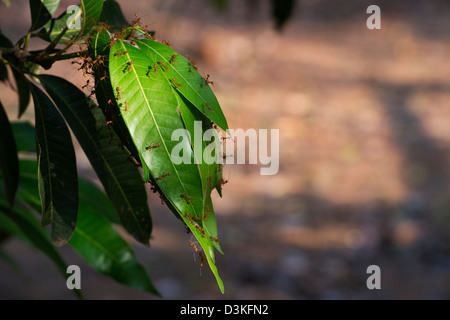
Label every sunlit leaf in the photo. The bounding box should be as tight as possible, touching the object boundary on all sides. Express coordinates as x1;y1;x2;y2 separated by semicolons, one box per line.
135;39;228;131
109;39;225;293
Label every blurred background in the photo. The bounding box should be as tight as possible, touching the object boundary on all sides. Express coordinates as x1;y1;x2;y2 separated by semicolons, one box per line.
1;0;450;299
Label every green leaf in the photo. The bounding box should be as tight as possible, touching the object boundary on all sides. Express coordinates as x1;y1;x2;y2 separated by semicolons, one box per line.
89;29;141;163
41;10;83;44
29;82;78;247
78;178;119;224
81;0;104;35
0;199;81;299
176;95;223;253
0;202;66;273
39;74;153;246
0;31;12;83
43;0;61;16
29;0;54;32
17;160;45;209
69;195;159;296
99;0;129;31
0;99;19;209
39;0;103;44
15;159;155;295
0;63;7;83
109;39;224;293
11;70;31;118
134;39;228;131
11;121;37;153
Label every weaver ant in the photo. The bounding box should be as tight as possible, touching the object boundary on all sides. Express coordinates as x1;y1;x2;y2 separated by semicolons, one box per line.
157;173;171;180
180;194;193;204
171;78;182;88
114;51;128;57
145;144;160;150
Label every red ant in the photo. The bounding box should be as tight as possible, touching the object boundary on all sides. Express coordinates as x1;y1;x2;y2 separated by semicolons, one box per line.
157;173;171;180
186;54;198;70
92;55;105;66
204;74;214;86
172;78;182;88
127;61;134;72
169;54;177;64
198;251;206;268
210;236;220;242
180;194;193;204
188;242;199;252
108;133;114;144
208;176;212;189
193;208;210;222
161;40;171;47
145;144;160;150
114;51;128;57
158;61;168;71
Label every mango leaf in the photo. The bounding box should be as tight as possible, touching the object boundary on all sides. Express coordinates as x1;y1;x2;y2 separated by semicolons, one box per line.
14;159;158;296
11;70;31;118
41;10;83;44
134;39;228;131
29;0;56;32
109;39;224;293
29;82;78;246
78;178;119;224
0;202;67;276
40;0;103;44
89;29;141;163
43;0;61;15
11;122;37;153
0;31;12;83
69;195;159;296
0;99;19;209
99;0;129;31
39;74;153;245
81;0;104;35
176;95;223;253
0;201;81;298
0;63;7;83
